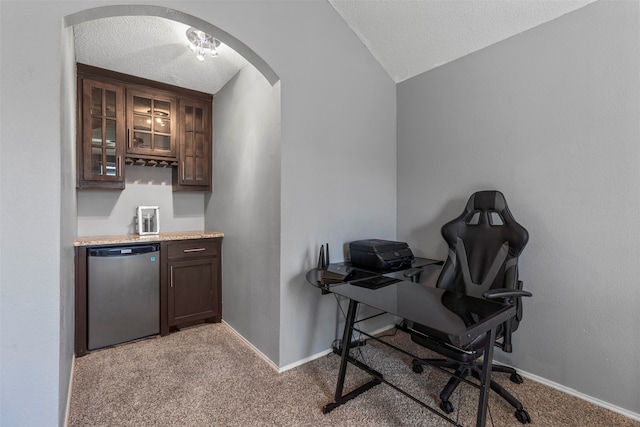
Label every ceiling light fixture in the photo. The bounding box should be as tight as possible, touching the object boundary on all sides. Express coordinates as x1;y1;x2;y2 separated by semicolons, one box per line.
186;27;220;62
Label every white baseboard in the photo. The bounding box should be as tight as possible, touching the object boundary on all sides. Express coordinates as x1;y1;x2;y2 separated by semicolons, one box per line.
275;321;640;423
63;355;75;427
278;324;397;373
516;368;640;422
222;320;281;373
278;348;334;373
67;321;640;424
227;321;398;374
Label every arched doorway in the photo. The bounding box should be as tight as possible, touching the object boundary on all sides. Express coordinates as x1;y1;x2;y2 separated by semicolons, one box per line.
64;5;278;86
62;4;282;373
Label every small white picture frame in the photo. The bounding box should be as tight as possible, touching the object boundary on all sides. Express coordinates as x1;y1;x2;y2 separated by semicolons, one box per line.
137;206;160;235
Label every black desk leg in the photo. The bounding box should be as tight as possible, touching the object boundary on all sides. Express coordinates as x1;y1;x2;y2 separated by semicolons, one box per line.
476;327;497;427
323;298;381;414
335;299;358;399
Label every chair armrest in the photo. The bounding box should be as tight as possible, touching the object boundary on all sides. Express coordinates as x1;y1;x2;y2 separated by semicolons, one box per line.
403;268;423;281
483;288;532;300
485;283;531;353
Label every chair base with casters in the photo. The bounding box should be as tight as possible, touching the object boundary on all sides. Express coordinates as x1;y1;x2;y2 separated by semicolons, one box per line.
405;288;533;425
396;316;531;424
411;355;530;424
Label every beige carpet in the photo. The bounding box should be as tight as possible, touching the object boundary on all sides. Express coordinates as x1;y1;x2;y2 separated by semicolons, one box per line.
68;323;639;426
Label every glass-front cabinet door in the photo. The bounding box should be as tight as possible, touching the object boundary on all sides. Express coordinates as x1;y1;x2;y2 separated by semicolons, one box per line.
79;78;125;189
126;88;177;158
77;65;213;191
176;97;211;191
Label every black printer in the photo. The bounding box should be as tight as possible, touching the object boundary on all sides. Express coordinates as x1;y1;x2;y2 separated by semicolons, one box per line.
349;239;414;271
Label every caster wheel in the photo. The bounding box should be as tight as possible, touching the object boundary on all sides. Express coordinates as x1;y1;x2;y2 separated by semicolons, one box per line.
515;409;531;424
412;362;424;374
510;373;524;384
440;400;454;414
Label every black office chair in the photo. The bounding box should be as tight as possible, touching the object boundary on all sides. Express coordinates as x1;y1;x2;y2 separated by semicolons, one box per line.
408;190;532;424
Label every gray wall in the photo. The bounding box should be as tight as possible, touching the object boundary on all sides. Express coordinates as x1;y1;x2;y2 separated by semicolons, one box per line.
1;1;396;424
77;166;205;236
206;65;281;363
397;0;640;416
59;25;77;426
275;1;396;367
205;1;397;368
3;0;638;423
1;2;66;425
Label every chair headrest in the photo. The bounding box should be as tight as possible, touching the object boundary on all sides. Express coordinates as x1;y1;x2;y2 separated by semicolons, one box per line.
461;191;517;227
442;190;528;250
467;191;507;213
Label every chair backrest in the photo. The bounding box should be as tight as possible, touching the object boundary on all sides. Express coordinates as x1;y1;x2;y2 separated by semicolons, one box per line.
436;191;528;303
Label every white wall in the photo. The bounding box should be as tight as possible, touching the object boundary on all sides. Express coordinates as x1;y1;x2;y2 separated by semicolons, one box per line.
397;0;640;416
1;1;396;424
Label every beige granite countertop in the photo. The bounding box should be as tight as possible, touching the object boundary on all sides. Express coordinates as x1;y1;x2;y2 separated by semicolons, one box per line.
74;230;224;246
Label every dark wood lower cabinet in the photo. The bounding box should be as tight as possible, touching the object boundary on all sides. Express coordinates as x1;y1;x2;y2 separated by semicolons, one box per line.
160;238;222;335
75;237;222;356
74;246;89;357
168;257;219;325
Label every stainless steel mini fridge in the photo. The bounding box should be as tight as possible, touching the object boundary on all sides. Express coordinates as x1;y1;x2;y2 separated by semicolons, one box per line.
87;244;160;350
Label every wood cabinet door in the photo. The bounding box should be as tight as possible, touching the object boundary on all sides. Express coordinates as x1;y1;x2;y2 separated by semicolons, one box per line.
126;87;177;158
168;257;219;326
78;77;125;189
175;97;211;191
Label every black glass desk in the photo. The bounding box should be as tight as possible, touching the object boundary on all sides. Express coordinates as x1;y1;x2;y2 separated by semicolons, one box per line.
306;262;516;427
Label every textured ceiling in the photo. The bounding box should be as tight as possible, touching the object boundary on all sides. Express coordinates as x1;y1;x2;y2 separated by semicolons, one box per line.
74;1;597;93
74;16;248;95
329;0;597;82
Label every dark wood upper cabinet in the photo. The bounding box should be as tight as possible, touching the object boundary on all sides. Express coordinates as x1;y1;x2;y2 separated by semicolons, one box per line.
174;97;212;192
77;77;126;189
126;87;177;159
77;64;213;191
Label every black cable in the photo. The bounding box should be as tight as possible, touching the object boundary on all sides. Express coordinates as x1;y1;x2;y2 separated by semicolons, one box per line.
488;398;495;427
331;294;365;352
352;304;374;369
333;293;347;318
375;327;399;340
455;380;463;425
